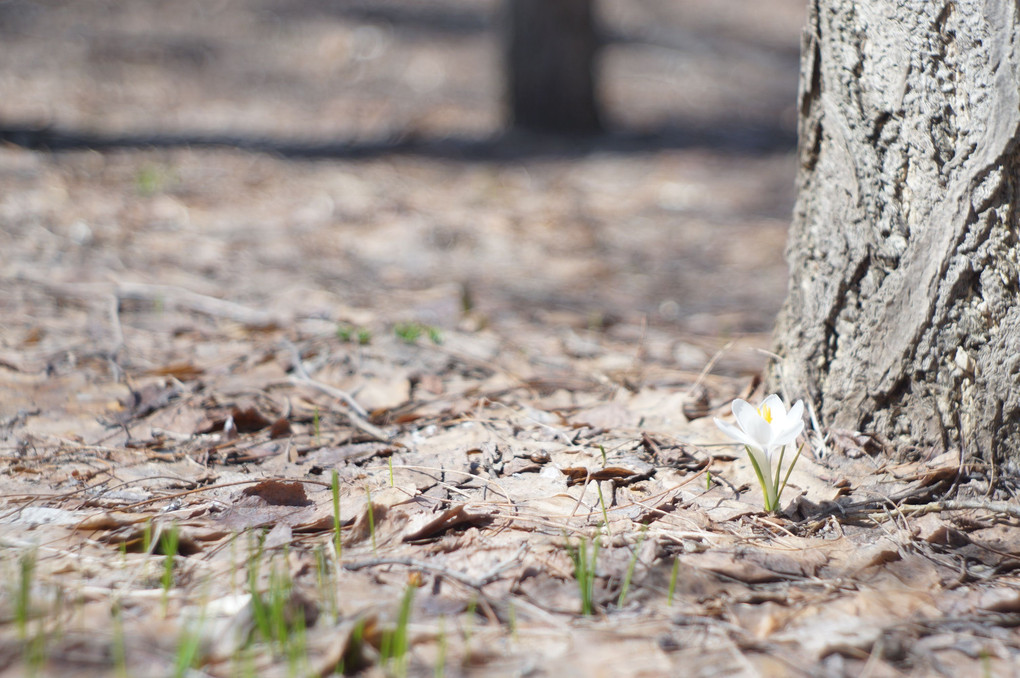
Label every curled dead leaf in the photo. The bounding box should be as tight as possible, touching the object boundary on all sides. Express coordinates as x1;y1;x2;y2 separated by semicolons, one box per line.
561;459;654;486
74;511;149;531
402;504;493;542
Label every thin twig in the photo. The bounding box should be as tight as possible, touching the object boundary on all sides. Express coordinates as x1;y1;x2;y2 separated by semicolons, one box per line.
806;400;829;460
282;340;368;418
33;278;283;328
900;499;1020;520
282;340;392;442
799;492;1020;526
115;281;282;328
80;477;330;515
687;340;734;396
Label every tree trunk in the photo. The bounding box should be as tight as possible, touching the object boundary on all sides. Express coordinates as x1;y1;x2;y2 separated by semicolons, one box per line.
502;0;602;134
771;1;1020;473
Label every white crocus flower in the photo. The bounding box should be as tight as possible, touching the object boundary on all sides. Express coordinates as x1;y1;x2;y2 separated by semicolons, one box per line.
714;394;805;512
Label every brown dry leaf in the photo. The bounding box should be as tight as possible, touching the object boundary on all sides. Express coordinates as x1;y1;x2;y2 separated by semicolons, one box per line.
147;361;204;381
263;521;294;549
412;373;444;396
225;440;289;463
74;511;150;531
95;521;225;555
697;497;759;522
117;380;181;422
841;541;903;574
343;484;418;546
960;523;1020;567
197;404;274;435
681;550;789;584
2;505;88;527
292;511;337;533
351;372;412;412
518;493;587;519
570;401;636;429
241;479;313;506
613;486;686;523
560;459;655;486
402;504;494;542
218;505;322;532
777;587;940;658
910;512;970;546
269;417;292;439
975;587;1020;613
230;405;274;432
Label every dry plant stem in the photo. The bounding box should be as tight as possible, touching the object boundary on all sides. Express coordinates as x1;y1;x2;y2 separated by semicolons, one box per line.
33;278;283;328
392;464;515;509
107;293;125;356
487;509;597;536
283;339;367;416
492;401;578;448
427;341;526;387
802;495;1020;527
902;499;1020;520
116;281;283;328
806;400;830;460
81;477;331;515
686;340;734;397
281;340;391;442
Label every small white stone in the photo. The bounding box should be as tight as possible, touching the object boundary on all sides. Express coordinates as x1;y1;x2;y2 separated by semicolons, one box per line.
953;347;975;375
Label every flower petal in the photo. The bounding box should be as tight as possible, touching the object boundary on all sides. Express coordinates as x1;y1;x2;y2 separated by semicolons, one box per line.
731;398;754;421
786;399;805;424
773;400;806;445
714;417;760;450
733;399;772;449
760;393;787;418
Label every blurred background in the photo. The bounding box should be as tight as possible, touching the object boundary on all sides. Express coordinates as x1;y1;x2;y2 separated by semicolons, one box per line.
0;0;802;143
0;0;805;359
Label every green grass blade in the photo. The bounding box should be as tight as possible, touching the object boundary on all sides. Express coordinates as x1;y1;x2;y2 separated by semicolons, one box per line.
617;527;647;608
331;470;342;561
777;442;806;505
667;557;680;605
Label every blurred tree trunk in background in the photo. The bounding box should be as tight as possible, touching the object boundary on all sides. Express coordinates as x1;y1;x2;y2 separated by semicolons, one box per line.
770;1;1020;476
502;0;602;134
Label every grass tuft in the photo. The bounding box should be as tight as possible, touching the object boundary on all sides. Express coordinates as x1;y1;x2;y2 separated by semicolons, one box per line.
395;322;442;345
380;584;416;678
568;536;600;616
337;323;372;345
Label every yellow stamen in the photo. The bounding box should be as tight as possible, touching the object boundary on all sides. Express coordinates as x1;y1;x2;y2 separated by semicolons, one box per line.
758;405;773;423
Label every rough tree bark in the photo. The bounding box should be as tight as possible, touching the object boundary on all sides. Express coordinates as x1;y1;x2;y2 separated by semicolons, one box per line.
771;1;1020;472
502;0;602;134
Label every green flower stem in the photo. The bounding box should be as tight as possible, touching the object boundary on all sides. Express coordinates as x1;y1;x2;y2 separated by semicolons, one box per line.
744;445;774;513
777;442;805;503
